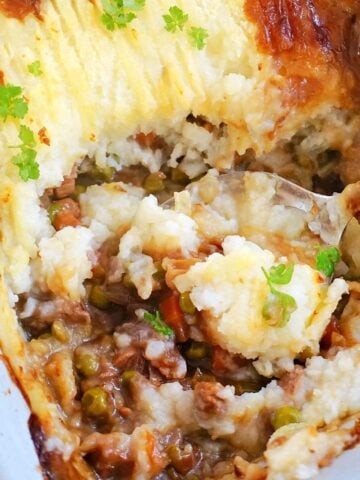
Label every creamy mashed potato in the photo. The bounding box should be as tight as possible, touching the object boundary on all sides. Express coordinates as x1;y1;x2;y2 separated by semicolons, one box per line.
80;182;144;243
266;425;353;480
120;195;201;258
117;195;201;298
37;226;95;300
174;236;348;375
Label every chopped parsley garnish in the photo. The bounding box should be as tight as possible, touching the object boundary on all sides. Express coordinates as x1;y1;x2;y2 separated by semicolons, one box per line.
266;264;295;285
0;84;28;121
188;26;208;50
163;6;188;33
316;246;340;277
144;310;173;337
28;61;43;77
100;0;145;31
262;264;297;328
10;125;40;181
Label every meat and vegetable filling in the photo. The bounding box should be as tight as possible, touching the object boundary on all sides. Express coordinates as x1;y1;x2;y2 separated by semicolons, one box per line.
14;127;360;479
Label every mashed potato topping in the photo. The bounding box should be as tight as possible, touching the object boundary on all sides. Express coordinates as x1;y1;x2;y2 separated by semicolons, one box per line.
174;236;348;374
37;226;95;300
265;425;353;480
117;195;201;298
80;182;144;243
120;195;200;258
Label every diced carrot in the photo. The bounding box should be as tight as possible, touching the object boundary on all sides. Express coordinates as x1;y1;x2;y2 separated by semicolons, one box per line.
145;431;168;477
50;198;81;230
160;294;189;342
53;211;80;230
135;131;156;148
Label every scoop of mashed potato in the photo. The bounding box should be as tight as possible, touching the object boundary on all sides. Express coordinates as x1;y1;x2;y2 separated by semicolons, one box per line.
80;182;144;243
37;226;95;300
174;236;348;375
117;195;200;299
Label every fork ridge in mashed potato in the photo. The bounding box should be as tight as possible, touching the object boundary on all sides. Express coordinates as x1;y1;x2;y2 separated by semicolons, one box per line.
0;1;360;479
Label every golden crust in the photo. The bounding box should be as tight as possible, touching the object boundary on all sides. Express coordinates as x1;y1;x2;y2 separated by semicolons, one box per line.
0;0;358;189
0;0;42;20
245;0;360;109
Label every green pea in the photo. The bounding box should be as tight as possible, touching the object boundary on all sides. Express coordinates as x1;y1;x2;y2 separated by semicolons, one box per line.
81;387;108;417
272;405;302;430
122;370;137;387
75;353;99;377
101;166;115;182
73;184;87;199
171;167;189;185
234;381;260;396
51;320;69;343
185;342;209;361
166;444;195;475
47;203;62;223
89;285;109;310
179;292;196;315
153;261;165;282
143;173;165;193
166;445;184;470
89;166;115;183
38;331;52;340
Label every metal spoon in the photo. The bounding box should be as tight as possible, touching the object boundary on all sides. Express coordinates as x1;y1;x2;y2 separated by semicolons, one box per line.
165;171;360;246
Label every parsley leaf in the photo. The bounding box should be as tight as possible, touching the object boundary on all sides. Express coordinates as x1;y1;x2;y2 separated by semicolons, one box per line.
123;0;145;10
188;26;208;50
0;85;28;121
100;0;145;30
19;125;36;147
28;61;43;77
261;264;297;327
12;148;40;181
144;310;173;337
10;125;40;181
316;247;340;277
163;6;188;33
267;264;294;285
262;291;297;328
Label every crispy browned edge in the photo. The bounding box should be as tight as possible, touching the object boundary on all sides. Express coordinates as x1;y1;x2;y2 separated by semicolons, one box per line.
244;0;360;117
0;0;42;20
29;415;53;480
28;415;91;480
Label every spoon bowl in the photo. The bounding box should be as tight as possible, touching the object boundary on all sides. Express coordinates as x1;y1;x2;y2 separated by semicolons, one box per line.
164;171;360;246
